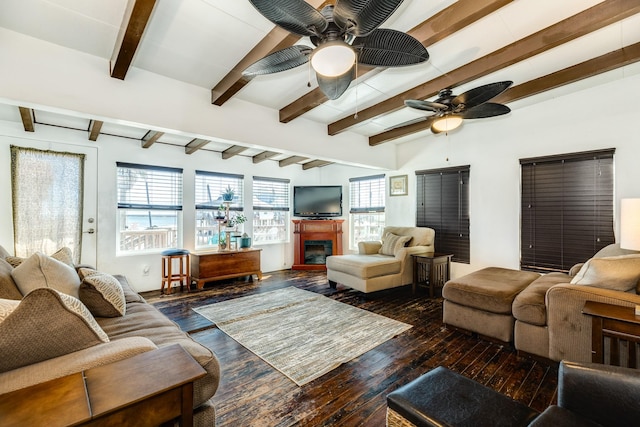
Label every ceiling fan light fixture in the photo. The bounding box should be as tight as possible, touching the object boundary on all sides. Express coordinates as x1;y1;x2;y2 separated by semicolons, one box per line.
432;115;463;133
310;40;355;77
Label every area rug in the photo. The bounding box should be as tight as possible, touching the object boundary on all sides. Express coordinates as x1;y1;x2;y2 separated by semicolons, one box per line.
193;287;412;386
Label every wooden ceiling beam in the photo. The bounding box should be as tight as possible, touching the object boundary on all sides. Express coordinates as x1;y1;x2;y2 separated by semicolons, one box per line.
185;138;210;154
331;0;640;137
141;130;164;148
253;151;279;163
222;145;248;159
278;0;513;123
110;0;157;80
369;41;640;145
18;107;34;132
88;120;103;141
302;160;333;170
210;0;326;106
279;156;308;167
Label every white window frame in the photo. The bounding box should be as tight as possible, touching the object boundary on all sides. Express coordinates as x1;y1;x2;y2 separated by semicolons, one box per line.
252;176;290;245
349;174;385;250
116;162;183;255
195;171;244;249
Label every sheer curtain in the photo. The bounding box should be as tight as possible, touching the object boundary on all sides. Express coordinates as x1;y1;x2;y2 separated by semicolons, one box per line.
10;146;85;263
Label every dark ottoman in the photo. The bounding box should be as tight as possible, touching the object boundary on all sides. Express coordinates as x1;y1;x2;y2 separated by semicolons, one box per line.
386;366;538;427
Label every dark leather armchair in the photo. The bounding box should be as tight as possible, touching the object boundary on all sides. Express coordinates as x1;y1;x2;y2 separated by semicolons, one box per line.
530;360;640;426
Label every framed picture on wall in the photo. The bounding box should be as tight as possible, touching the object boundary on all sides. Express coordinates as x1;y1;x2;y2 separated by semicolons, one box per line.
389;175;408;196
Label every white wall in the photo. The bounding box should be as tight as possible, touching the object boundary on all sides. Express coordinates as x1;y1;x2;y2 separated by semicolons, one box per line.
388;66;640;279
0;120;372;292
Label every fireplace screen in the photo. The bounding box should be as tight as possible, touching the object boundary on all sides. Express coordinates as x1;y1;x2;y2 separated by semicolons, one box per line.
304;240;333;265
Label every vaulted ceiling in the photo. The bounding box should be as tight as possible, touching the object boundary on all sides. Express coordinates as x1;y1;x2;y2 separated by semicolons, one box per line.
1;0;639;169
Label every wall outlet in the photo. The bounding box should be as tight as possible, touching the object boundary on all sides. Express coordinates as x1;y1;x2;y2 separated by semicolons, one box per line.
142;265;150;276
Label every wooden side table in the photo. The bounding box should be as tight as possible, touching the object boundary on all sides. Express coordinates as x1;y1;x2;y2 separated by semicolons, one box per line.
412;253;453;297
0;344;206;427
582;301;640;368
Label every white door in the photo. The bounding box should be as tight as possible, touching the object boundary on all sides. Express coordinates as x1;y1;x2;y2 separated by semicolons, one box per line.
9;140;98;265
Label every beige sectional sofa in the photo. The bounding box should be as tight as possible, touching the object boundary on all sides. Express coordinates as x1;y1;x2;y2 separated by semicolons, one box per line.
0;246;220;426
443;243;640;363
326;226;435;293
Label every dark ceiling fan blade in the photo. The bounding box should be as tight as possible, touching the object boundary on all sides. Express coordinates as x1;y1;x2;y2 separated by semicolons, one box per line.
355;29;428;67
243;45;312;76
460;102;511;119
451;81;513;109
405;99;447;113
385;116;433;130
333;0;405;36
249;0;327;37
316;67;354;100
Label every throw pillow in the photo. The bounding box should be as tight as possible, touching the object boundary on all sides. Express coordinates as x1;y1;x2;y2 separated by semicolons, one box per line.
10;252;81;298
5;246;75;269
0;298;20;323
378;233;412;256
0;259;22;300
0;288;109;373
79;272;126;317
570;254;640;293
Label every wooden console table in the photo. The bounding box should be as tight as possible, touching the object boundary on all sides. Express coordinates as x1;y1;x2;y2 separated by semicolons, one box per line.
190;248;262;289
0;344;206;427
582;301;640;368
412;253;453;297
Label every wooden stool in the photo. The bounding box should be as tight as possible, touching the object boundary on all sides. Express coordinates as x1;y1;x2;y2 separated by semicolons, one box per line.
161;249;190;295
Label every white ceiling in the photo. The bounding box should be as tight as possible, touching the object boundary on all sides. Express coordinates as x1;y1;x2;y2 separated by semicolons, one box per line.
1;0;639;167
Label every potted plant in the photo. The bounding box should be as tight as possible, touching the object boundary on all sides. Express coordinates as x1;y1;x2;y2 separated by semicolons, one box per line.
222;185;235;202
240;232;252;249
227;213;248;230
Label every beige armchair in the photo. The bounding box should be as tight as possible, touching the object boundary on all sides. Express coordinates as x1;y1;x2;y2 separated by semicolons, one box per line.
326;226;435;293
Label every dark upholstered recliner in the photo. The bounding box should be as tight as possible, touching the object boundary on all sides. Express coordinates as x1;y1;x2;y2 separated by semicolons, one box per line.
530;360;640;426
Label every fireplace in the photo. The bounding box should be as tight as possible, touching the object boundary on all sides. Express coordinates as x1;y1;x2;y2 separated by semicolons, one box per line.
292;219;344;270
304;240;333;265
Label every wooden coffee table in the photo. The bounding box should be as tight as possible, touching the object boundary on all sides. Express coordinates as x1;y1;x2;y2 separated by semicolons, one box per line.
0;344;206;427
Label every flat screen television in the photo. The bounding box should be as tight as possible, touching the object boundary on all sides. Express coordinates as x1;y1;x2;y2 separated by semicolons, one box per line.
293;186;342;218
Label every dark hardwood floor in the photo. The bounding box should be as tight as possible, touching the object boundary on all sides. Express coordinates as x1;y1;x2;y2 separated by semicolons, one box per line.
145;270;558;427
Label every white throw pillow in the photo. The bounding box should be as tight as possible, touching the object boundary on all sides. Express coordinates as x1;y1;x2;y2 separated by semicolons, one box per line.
10;252;81;298
570;254;640;293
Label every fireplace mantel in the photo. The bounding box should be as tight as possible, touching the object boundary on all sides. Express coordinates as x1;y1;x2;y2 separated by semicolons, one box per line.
292;219;344;270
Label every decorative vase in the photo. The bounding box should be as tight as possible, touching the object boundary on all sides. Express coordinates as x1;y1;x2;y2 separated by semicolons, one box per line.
240;237;251;248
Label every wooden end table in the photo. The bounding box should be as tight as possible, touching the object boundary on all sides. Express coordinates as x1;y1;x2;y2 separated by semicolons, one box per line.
0;344;206;427
582;301;640;368
412;253;453;297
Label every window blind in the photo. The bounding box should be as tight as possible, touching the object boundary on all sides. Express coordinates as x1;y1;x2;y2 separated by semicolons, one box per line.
116;162;183;210
349;174;385;213
253;176;290;211
520;149;615;272
195;171;244;211
416;166;470;263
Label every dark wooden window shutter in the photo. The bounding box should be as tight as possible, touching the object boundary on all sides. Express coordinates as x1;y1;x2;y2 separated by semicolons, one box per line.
416;166;470;263
520;149;615;272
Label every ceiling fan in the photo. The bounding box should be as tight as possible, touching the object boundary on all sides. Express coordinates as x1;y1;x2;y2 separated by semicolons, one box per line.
243;0;429;100
399;81;513;134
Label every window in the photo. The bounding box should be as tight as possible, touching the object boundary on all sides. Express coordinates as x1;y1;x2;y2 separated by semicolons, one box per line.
520;149;615;273
195;171;244;248
11;146;85;262
416;166;470;263
252;176;290;244
349;174;385;249
116;162;183;254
